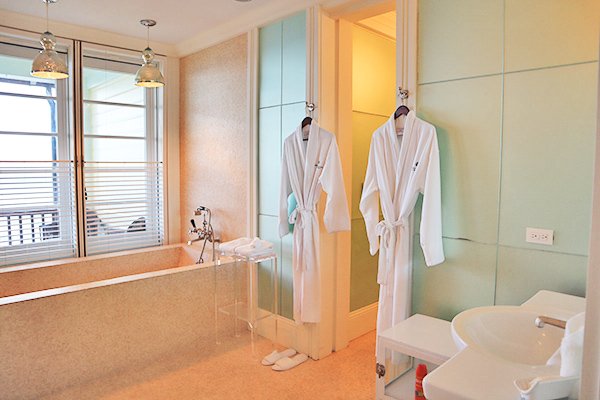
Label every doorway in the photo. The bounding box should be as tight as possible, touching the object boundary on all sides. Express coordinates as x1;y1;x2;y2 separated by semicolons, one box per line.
335;2;397;347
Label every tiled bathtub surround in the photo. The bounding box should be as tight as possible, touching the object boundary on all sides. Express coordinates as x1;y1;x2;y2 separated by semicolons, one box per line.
0;245;245;400
179;34;249;243
0;245;181;297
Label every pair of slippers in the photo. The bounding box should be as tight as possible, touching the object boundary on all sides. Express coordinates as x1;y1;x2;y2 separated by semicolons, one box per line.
261;348;308;371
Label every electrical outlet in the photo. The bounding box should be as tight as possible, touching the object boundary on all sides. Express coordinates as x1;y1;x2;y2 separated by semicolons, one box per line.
526;227;554;245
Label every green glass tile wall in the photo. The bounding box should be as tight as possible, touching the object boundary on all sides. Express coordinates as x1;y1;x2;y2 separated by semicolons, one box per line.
257;11;307;319
415;0;598;320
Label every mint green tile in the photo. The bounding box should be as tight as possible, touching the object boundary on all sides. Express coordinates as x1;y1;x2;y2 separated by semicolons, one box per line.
418;0;503;83
350;218;379;311
280;233;294;319
259;21;282;108
351;111;388;220
258;107;281;216
282;11;307;105
412;237;497;321
505;0;600;72
258;215;282;311
496;246;587;305
257;216;292;320
418;75;503;244
281;102;306;141
499;63;597;255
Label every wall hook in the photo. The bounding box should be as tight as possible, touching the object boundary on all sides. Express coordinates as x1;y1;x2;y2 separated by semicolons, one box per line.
398;87;409;102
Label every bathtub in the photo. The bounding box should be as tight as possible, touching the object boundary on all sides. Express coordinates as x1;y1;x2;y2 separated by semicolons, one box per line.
0;244;243;400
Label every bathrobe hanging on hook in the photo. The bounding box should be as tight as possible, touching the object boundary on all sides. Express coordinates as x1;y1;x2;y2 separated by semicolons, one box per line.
279;120;350;324
360;110;444;346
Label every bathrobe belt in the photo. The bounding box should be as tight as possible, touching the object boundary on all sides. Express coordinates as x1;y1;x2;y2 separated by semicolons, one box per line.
376;219;405;285
289;205;318;272
288;205;317;228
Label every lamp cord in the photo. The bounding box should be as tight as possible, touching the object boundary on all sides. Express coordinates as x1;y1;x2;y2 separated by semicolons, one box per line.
45;1;49;32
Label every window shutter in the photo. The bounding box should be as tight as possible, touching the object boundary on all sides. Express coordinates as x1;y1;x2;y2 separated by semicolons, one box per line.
84;161;163;255
0;161;77;266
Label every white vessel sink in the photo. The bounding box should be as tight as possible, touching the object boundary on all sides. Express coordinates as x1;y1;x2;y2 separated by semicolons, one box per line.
451;306;564;366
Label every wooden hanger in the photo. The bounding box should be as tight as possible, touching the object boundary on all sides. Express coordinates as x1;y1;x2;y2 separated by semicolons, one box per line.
394;105;410;120
301;116;312;129
301;117;312;141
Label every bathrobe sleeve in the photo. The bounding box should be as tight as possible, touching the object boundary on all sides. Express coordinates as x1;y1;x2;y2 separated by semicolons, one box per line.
320;138;350;233
415;128;444;266
279;147;293;237
359;137;381;256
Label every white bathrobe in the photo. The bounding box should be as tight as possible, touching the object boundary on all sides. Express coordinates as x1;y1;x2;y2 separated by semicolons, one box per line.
279;121;350;323
360;111;444;339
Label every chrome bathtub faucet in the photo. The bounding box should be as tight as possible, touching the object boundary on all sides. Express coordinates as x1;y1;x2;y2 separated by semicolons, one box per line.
188;206;219;263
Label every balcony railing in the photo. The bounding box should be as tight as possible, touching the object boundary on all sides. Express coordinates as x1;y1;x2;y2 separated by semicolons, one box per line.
0;208;59;246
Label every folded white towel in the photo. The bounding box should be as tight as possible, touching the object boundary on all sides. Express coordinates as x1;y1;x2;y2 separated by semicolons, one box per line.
561;312;585;377
560;312;585;399
219;237;252;254
235;237;274;257
238;248;275;259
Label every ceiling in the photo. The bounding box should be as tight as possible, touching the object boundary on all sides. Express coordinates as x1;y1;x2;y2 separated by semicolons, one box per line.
357;11;396;40
0;0;302;45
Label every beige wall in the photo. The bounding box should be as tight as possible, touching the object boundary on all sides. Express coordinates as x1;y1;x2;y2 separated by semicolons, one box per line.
179;34;249;242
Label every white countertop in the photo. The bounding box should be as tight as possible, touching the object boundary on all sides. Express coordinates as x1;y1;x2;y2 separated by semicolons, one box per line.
422;290;585;400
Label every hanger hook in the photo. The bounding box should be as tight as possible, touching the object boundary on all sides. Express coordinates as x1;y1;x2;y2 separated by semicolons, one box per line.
398;87;409;105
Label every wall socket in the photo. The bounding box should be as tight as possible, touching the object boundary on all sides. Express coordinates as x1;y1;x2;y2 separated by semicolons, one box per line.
526;227;554;245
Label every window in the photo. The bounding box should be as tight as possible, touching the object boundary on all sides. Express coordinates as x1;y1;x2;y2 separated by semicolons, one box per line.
0;34;164;267
82;47;164;255
0;39;76;266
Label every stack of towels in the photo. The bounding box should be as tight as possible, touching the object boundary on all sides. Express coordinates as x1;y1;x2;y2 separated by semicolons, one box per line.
560;312;585;399
219;237;274;258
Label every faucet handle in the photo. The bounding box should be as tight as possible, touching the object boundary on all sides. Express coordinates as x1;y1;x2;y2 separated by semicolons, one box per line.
190;219;196;228
535;316;566;329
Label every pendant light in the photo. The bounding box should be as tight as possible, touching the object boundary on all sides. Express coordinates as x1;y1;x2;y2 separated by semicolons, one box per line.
135;19;164;88
31;0;69;79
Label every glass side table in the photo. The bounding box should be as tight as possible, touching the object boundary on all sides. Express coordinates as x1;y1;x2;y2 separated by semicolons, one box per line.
215;252;278;355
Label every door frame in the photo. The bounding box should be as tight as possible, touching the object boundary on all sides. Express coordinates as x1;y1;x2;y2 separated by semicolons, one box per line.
247;6;342;360
581;33;600;400
327;0;417;351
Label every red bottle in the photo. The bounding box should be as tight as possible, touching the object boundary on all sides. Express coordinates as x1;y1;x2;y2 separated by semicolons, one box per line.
415;363;428;400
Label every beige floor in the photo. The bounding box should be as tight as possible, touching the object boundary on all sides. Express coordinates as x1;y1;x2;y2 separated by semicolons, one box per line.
43;330;377;400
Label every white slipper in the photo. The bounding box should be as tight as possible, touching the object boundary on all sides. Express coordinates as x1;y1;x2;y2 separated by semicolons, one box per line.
272;353;308;371
261;348;297;366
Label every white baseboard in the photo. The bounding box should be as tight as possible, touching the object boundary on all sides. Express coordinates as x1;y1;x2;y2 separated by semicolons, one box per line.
255;310;314;358
254;303;378;358
348;302;378;341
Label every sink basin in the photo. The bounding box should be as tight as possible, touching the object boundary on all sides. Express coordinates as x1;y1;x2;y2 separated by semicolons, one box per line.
451;306;564;366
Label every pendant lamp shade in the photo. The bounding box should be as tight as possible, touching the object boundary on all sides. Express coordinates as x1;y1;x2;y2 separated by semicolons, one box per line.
135;47;164;87
31;1;68;80
135;20;164;87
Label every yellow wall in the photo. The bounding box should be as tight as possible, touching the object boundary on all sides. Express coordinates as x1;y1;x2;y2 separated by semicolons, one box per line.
350;25;396;311
352;25;396;116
